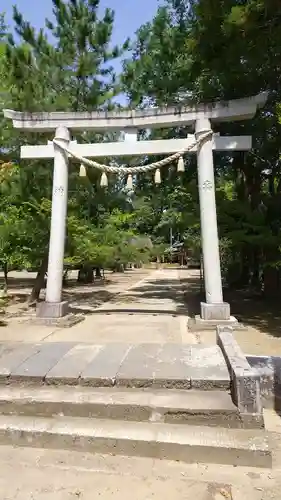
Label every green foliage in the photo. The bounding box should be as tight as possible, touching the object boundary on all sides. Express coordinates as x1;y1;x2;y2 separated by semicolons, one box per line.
66;210;151;270
121;0;281;293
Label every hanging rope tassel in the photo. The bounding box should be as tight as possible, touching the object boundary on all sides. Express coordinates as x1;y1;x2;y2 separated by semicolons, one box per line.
126;174;133;189
100;172;108;187
177;156;185;173
79;164;87;177
154;168;161;184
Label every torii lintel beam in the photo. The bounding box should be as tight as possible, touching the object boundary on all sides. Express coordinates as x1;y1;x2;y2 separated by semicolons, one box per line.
20;136;252;159
4;92;268;132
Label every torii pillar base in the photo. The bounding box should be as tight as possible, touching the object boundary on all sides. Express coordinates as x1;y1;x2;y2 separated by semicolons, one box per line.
188;302;240;331
189;316;239;331
33;301;84;328
200;302;231;321
36;301;69;319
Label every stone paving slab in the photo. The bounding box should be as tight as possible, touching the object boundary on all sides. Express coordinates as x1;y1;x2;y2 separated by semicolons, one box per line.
189;345;231;389
116;343;192;389
116;343;230;390
0;341;231;388
0;343;42;379
46;344;102;384
10;343;75;382
80;343;131;386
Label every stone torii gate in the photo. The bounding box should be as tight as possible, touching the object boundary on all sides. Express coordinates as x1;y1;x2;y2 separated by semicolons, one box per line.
4;92;267;324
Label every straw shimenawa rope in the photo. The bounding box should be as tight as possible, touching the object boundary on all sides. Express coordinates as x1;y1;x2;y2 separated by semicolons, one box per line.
53;130;212;186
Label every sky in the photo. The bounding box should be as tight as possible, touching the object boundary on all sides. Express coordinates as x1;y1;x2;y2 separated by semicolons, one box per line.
1;0;161;48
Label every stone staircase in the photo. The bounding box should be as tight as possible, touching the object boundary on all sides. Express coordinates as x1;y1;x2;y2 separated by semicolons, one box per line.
0;327;272;468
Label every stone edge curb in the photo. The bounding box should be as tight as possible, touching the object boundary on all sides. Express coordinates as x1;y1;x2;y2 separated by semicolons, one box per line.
246;355;281;410
216;326;264;428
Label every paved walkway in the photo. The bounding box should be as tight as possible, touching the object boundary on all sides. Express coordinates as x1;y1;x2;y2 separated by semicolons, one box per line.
2;267;281;355
0;268;195;344
49;267;194;344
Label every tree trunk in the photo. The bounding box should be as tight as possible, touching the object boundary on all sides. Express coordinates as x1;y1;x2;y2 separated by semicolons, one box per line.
250;250;261;290
28;256;48;304
95;267;102;279
3;262;8;294
236;246;251;288
263;266;280;298
263;245;280;298
62;269;68;286
77;265;94;283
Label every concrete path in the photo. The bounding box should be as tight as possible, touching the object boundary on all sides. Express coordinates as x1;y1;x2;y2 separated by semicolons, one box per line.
48;267;194;344
0;268;195;344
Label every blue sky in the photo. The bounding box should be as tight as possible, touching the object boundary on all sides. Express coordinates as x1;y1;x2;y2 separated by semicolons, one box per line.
1;0;161;47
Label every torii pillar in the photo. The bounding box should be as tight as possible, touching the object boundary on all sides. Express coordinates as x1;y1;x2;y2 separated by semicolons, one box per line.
195;117;228;323
41;126;70;318
4;92;267;322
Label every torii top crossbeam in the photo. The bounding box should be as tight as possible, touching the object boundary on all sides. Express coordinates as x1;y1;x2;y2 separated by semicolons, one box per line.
4;92;268;131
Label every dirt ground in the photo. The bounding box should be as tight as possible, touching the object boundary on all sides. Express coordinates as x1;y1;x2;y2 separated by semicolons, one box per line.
0;443;277;500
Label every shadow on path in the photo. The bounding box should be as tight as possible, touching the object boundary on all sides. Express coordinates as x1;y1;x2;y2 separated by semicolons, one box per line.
93;275;189;316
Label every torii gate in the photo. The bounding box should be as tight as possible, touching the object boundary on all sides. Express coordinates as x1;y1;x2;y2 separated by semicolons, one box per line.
4;92;267;324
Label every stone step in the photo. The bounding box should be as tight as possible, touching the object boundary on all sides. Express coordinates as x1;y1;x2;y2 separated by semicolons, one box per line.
0;386;263;429
0;414;271;468
0;342;230;390
0;386;242;428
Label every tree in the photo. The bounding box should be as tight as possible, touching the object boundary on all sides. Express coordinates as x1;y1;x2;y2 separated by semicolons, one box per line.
186;0;281;294
122;0;281;296
0;1;133;299
122;1;192;106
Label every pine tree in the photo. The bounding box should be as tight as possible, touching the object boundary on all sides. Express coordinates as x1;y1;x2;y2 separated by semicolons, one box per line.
7;0;129;112
1;1;134;292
